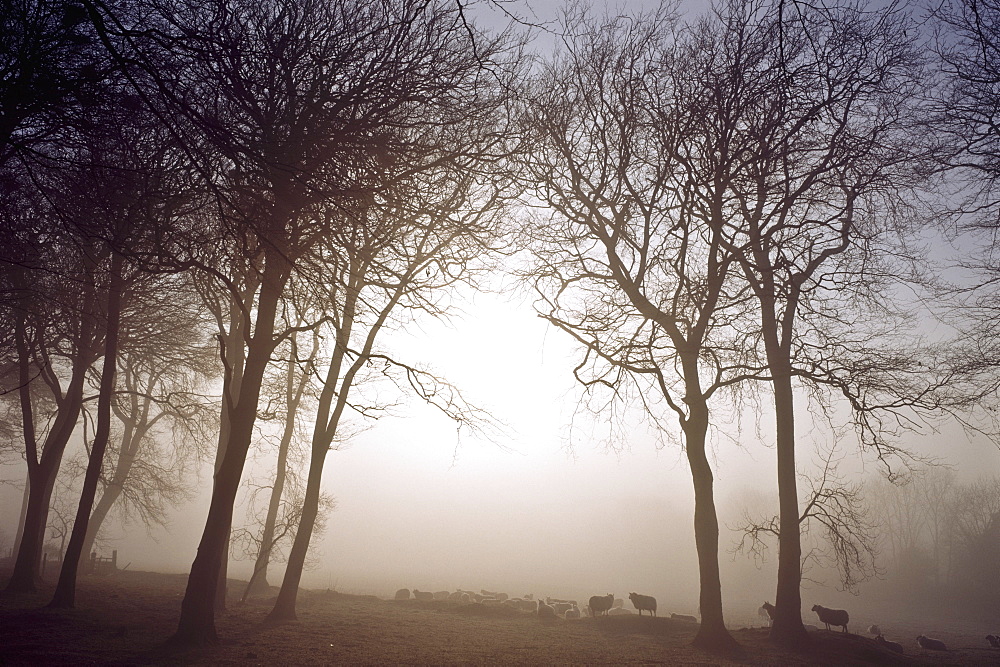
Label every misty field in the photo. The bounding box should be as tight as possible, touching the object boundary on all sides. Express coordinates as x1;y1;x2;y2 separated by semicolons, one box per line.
2;569;998;665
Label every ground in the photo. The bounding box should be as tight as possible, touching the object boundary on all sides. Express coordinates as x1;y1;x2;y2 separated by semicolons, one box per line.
1;570;998;665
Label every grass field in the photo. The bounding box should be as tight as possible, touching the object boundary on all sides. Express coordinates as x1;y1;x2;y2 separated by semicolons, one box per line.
2;570;999;665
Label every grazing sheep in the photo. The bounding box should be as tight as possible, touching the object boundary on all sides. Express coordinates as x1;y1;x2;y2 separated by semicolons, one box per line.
629;592;657;617
867;624;882;636
670;613;697;623
552;602;573;616
538;600;557;620
608;607;634;615
394;588;411;600
433;591;450;601
759;602;775;626
612;598;624;609
811;604;849;633
916;635;948;651
589;594;614;617
516;599;537;613
875;635;904;654
413;590;434;601
987;634;1000;648
565;606;581;619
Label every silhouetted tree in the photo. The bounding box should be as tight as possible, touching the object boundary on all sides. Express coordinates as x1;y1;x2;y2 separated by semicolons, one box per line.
700;0;930;643
518;4;765;650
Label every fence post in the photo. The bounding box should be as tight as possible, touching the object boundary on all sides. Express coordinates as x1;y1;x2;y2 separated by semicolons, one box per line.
112;549;117;570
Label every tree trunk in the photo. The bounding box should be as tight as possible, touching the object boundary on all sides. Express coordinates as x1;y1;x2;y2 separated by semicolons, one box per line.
266;444;325;623
768;360;808;645
12;472;30;557
681;379;739;651
50;254;124;608
81;412;140;560
5;371;89;592
171;255;288;646
247;420;291;597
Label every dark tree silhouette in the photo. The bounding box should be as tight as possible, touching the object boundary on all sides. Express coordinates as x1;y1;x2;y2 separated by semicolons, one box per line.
518;5;765;650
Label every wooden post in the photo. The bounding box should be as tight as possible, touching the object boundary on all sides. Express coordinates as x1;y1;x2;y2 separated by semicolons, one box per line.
112;549;117;570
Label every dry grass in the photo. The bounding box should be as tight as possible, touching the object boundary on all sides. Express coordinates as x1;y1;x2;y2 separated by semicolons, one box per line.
1;570;998;665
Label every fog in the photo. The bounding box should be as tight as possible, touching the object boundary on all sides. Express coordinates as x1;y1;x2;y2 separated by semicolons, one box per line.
5;287;997;622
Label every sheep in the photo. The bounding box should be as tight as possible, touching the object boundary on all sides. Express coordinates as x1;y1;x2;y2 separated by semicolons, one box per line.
670;613;697;623
875;635;904;654
759;602;775;626
537;600;557;620
565;605;581;619
916;635;948;651
867;624;882;636
987;634;1000;649
811;604;849;633
589;594;614;617
629;592;657;617
413;590;434;601
552;602;573;616
521;599;539;613
608;608;634;615
612;598;624;609
433;590;450;601
394;588;411;600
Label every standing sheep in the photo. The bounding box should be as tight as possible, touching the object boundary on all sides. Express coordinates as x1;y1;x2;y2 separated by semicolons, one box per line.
394;588;411;600
987;634;1000;649
811;604;849;633
629;592;657;617
537;600;557;621
588;594;614;617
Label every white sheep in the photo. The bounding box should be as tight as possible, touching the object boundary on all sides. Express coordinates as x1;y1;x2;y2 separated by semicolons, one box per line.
537;600;557;620
867;624;881;636
412;589;434;601
811;604;849;633
565;605;581;619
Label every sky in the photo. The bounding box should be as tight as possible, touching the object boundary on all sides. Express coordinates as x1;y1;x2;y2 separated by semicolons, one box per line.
2;0;999;625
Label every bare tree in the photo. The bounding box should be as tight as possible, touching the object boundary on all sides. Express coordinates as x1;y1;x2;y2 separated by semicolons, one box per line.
700;0;931;643
82;0;523;644
78;312;216;562
240;326;320;598
518;4;769;650
735;446;879;593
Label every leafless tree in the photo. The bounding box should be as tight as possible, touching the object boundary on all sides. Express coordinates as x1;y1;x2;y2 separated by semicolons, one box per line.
80;0;523;644
517;3;771;650
699;0;933;643
240;326;321;598
734;446;879;593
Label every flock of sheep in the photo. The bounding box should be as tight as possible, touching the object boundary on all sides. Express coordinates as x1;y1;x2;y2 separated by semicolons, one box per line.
760;601;1000;654
393;588;694;622
394;586;997;653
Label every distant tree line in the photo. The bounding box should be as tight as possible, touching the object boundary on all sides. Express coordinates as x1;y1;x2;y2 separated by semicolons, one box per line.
1;0;999;652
